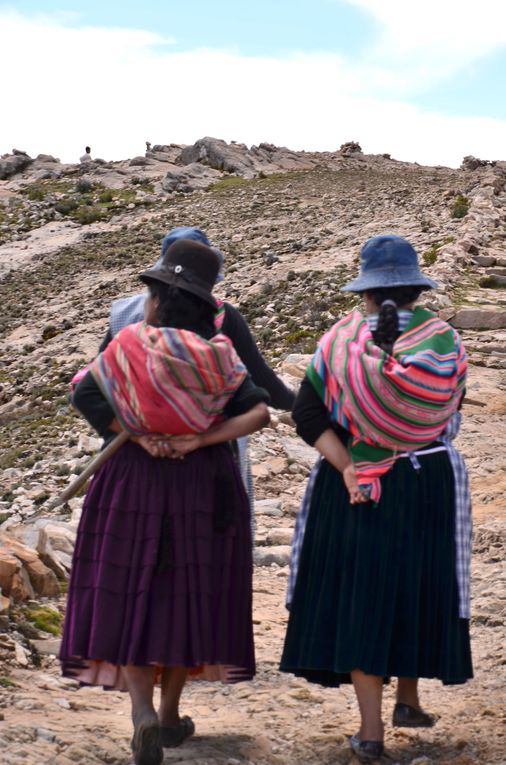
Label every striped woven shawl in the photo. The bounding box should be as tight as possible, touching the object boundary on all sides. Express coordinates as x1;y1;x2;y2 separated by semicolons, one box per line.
307;307;467;502
89;322;247;436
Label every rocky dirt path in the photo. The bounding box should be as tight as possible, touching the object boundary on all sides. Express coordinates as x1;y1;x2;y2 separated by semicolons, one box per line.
0;160;505;764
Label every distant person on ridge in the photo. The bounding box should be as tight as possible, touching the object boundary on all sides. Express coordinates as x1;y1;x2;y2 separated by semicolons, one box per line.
79;146;92;163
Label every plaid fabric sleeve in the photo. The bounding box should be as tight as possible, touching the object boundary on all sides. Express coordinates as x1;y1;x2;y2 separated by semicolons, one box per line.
286;458;322;608
440;412;473;619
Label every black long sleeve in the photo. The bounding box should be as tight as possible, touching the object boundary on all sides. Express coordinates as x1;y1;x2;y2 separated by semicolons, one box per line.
98;329;113;353
292;375;349;447
222;303;296;410
73;371;115;439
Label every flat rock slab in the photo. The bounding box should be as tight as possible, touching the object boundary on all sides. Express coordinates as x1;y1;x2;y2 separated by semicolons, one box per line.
281;438;318;470
451;309;506;330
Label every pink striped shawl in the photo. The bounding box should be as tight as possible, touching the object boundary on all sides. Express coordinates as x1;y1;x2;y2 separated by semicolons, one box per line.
89;322;247;435
307;307;467;502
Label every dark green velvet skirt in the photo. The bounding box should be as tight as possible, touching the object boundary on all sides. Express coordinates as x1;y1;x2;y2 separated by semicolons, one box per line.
280;451;472;687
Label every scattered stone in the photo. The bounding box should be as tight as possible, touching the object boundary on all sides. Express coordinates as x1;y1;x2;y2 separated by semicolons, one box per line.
14;641;29;666
254;546;291;567
280;354;312;378
254;499;283;517
30;637;61;656
266;528;293;546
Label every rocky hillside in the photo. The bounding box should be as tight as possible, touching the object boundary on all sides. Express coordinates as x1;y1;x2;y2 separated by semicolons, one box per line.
0;138;505;765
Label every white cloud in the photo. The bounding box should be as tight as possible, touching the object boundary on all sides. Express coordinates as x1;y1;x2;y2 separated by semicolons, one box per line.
341;0;506;92
0;9;505;167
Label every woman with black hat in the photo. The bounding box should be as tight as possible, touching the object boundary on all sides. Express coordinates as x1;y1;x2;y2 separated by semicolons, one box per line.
280;235;472;762
96;225;295;537
60;239;270;765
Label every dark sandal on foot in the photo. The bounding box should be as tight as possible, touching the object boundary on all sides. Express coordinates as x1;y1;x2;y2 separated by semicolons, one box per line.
160;715;195;748
392;702;437;728
350;734;384;762
131;717;163;765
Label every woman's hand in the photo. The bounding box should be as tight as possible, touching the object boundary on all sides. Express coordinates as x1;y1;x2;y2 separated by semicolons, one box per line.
167;433;203;457
130;434;173;458
131;433;204;459
342;463;369;505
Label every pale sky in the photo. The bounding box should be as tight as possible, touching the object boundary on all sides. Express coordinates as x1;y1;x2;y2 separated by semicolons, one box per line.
1;0;505;167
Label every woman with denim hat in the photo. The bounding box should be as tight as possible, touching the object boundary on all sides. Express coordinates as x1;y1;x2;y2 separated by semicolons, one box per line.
61;239;270;765
280;235;472;762
97;225;295;532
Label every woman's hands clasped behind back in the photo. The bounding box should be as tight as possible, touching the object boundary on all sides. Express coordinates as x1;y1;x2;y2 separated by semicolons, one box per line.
131;433;201;460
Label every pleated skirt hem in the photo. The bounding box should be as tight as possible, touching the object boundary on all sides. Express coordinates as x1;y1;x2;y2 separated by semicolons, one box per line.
280;453;473;688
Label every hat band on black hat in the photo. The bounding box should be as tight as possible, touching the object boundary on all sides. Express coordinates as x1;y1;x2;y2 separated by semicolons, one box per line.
163;262;214;293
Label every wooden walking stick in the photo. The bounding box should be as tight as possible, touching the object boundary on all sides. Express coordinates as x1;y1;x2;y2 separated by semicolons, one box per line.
48;430;130;510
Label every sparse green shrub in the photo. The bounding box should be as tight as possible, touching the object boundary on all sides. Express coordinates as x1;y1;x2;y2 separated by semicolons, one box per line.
75;178;94;194
26;185;46;201
451;194;470;219
422;245;439;266
74;206;104;224
98;189;114;204
55;197;79;215
42;324;60;341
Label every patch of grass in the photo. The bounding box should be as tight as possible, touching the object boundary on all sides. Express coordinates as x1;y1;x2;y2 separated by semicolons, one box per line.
422;244;440;266
0;677;17;688
23;606;63;636
25;185;46;201
451;194;470;219
73;205;105;224
285;328;319;350
98;189;114;204
209;176;249;192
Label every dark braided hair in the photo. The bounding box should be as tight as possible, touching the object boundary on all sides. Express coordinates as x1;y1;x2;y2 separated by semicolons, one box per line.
146;281;216;340
366;285;423;354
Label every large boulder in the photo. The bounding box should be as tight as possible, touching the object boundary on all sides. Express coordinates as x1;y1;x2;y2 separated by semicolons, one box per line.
1;537;59;597
0;151;33;179
176;137;317;178
461;155;490;171
340;141;363;156
0;535;60;600
161;162;222;193
177;137;257;177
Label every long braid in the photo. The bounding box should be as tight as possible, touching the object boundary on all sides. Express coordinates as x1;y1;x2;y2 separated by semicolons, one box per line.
367;286;423;354
374;299;399;354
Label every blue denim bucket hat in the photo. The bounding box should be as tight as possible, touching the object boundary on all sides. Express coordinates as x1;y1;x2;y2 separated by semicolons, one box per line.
341;235;438;292
157;226;224;282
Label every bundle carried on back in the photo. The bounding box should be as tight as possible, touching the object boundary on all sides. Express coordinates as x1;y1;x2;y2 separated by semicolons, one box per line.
89;321;247;435
308;306;467;502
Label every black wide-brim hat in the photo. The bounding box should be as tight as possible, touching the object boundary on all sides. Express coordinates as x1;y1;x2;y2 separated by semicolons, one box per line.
139;239;220;309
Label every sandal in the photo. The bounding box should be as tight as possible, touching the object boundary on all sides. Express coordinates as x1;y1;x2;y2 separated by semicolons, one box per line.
392;702;437;728
160;715;195;748
350;733;384;762
131;715;163;765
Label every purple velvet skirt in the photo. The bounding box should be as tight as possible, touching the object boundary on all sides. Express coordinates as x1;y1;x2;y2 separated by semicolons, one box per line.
60;441;255;690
